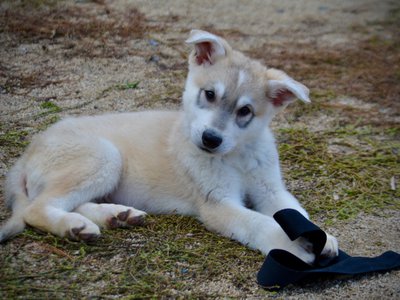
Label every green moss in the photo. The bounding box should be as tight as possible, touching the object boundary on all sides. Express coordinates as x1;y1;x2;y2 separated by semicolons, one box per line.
278;127;399;223
114;81;140;91
101;81;140;97
0;128;29;149
310;89;337;100
37;115;61;131
39;100;61;113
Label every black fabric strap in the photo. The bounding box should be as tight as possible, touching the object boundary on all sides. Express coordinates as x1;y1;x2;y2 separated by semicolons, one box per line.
257;209;400;289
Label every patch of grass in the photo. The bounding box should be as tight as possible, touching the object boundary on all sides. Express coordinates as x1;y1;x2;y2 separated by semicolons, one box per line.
114;81;140;91
285;89;338;121
0;128;29;149
37;115;61;131
99;81;140;98
278;126;399;223
310;89;337;101
0;216;269;298
0;124;31;160
40;100;61;113
35;100;62;121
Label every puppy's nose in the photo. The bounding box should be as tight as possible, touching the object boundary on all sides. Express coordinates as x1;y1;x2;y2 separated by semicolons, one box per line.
202;130;223;149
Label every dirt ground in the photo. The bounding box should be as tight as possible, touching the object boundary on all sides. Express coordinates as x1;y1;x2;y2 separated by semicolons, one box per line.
0;0;399;299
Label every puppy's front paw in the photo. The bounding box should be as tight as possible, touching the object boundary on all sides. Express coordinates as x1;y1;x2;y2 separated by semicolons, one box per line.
272;234;316;264
290;236;316;264
321;233;339;258
290;233;338;264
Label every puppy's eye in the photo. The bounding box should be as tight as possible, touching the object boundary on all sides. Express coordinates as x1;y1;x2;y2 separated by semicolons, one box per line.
204;90;215;102
237;105;252;117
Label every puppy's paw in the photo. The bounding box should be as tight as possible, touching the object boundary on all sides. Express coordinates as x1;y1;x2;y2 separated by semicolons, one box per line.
68;225;100;242
290;236;316;264
320;233;339;258
75;203;147;229
62;213;101;242
271;234;315;264
107;208;146;229
289;234;338;264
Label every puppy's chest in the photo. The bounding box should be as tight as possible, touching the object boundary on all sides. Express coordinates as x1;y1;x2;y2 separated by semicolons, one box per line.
229;147;270;174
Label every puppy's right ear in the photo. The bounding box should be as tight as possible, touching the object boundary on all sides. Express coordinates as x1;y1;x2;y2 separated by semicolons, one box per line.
266;68;311;108
186;29;230;66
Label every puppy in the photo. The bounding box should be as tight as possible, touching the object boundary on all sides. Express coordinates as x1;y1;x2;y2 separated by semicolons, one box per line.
0;30;338;264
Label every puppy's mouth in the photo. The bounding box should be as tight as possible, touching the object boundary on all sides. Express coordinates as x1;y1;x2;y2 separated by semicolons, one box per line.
199;146;215;154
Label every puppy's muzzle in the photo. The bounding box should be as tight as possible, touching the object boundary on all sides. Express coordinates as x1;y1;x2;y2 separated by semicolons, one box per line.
201;129;223;152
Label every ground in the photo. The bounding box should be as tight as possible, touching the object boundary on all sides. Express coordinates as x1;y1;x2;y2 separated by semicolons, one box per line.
0;0;399;298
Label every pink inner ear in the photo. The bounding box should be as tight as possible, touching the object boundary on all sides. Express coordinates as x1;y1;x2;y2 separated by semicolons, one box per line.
195;42;213;65
272;89;294;106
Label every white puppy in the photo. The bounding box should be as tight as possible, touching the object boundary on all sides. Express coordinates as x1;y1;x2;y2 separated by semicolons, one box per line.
0;30;338;264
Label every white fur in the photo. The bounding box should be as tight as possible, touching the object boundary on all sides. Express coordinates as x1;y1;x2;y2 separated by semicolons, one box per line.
237;95;252;108
0;30;338;263
238;70;247;87
214;81;226;98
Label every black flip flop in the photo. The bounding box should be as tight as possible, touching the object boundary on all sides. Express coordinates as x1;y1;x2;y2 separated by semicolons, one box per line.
257;209;400;289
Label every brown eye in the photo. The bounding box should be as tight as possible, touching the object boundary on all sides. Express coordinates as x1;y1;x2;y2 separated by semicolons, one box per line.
205;90;215;102
237;105;252;117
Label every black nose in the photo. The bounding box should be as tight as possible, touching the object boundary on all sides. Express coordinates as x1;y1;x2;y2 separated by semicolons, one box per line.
202;130;223;149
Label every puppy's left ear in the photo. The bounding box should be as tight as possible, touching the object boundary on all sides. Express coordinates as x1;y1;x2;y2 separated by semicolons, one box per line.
266;69;310;107
186;29;230;66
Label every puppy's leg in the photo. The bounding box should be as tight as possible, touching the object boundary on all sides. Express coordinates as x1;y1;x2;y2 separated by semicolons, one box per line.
75;203;146;229
198;200;316;264
24;199;101;241
252;189;309;218
22;137;123;241
253;189;339;258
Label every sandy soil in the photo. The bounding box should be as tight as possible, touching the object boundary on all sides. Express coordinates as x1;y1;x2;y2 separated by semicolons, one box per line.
0;0;399;298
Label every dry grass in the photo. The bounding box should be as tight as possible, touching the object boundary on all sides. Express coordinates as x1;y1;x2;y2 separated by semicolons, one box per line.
0;63;61;93
244;11;400;127
0;0;164;58
1;1;147;40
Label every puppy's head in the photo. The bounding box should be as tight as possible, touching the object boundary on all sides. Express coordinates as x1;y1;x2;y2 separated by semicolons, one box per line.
183;30;310;155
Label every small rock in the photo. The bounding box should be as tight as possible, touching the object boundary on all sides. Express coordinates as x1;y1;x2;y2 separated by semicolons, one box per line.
149;39;159;47
149;55;160;63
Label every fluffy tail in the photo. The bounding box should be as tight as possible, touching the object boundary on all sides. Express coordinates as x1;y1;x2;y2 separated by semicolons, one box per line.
0;207;26;243
1;163;29;243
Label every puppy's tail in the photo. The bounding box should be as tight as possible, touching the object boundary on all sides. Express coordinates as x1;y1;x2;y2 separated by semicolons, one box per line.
0;203;27;243
1;165;29;243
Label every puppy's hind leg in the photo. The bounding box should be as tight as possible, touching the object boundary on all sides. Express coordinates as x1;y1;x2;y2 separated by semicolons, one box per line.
24;200;101;242
23;137;123;241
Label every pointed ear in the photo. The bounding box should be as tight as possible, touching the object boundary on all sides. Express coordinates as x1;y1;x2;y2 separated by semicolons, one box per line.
266;69;310;107
186;29;230;66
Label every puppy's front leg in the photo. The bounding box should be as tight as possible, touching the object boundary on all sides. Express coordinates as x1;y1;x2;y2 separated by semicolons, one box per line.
197;199;316;264
253;188;339;259
253;188;309;218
